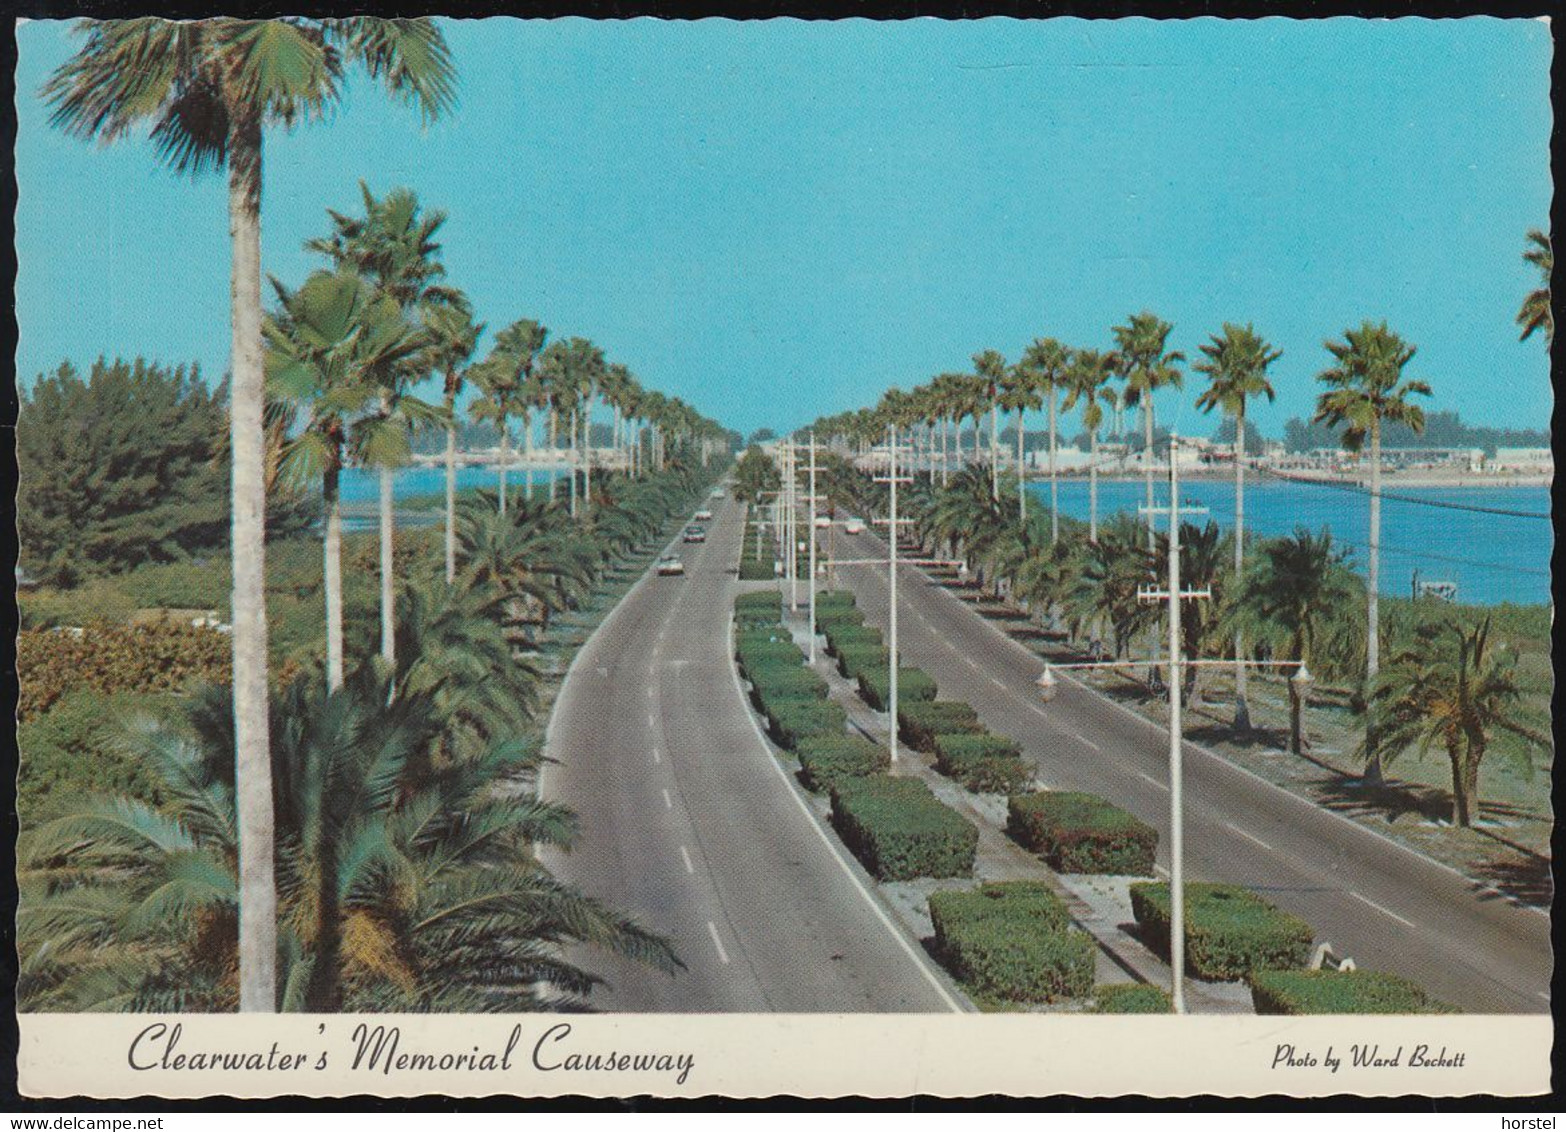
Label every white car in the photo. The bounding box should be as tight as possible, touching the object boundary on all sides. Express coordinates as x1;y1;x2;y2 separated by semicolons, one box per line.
656;556;685;576
694;509;714;521
815;515;832;529
844;518;866;535
710;489;726;500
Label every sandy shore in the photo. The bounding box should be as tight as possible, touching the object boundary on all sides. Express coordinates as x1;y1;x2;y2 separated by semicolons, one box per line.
1031;469;1552;489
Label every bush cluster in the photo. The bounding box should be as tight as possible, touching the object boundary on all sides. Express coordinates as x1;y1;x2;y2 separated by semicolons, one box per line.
764;696;847;750
795;734;890;793
928;881;1093;1003
934;733;1032;794
1091;983;1172;1013
1130;883;1314;981
18;622;231;721
739;512;777;579
835;643;889;681
829;775;977;880
1249;969;1457;1015
897;700;982;752
856;666;937;711
1008;791;1158;875
734;590;783;629
825;622;881;658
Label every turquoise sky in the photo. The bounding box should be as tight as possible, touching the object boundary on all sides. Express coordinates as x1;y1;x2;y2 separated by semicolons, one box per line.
14;17;1554;437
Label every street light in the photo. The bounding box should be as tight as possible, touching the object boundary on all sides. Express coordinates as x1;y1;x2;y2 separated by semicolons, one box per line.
1290;663;1314;694
1036;664;1058;702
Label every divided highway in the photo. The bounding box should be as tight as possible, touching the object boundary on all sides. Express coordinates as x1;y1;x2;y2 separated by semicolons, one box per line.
834;526;1552;1014
541;494;961;1012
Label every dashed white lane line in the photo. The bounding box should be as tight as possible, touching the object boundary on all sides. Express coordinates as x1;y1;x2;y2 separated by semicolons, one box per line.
651;747;662;765
1537;991;1552;1003
680;845;695;875
990;676;1005;688
662;788;673;810
646;687;654;699
1227;823;1273;852
1078;737;1101;752
1350;890;1416;929
647;712;656;729
706;920;731;965
1138;771;1170;793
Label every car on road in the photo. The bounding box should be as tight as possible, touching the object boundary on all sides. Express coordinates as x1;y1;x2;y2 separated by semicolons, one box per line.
656;556;685;576
815;515;832;529
844;518;865;535
710;489;725;500
694;509;714;521
683;526;707;543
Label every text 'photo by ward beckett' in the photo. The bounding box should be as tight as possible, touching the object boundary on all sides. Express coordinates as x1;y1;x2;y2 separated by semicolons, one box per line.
7;11;1558;1101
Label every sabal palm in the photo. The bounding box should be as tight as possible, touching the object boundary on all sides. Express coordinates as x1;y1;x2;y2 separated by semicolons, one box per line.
1071;517;1158;660
1370;616;1549;827
43;15;456;1009
1019;338;1071;543
998;360;1044;522
471;319;549;517
423;299;484;585
1315;321;1431;779
973;350;1009;499
265;269;427;690
1234;528;1358;755
1516;228;1552;344
1194;322;1281;730
1112;311;1184;552
1061;348;1116;543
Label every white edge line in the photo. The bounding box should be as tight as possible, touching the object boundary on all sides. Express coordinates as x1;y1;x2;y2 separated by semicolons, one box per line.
1226;822;1273;852
727;615;966;1014
662;787;673;810
680;845;695;874
1137;771;1170;793
652;747;662;764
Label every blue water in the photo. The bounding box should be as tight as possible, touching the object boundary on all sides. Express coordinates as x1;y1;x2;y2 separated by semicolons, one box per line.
1025;479;1552;607
339;465;561;504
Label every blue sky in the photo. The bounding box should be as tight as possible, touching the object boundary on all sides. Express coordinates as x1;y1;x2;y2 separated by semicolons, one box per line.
15;17;1553;438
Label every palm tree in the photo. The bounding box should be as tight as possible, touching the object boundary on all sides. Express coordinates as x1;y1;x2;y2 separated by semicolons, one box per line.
973;350;1009;500
1370;616;1550;827
1112;311;1184;553
1194;322;1281;731
1516;228;1553;344
423;298;484;586
1061;348;1116;544
1315;321;1432;780
1235;529;1358;756
265;269;426;690
1019;338;1071;544
471;319;548;517
43;16;456;1011
999;359;1044;523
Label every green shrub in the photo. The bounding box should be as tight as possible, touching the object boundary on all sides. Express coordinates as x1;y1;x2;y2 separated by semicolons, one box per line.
856;667;937;711
1130;883;1314;981
814;590;857;609
18;623;231;721
738;560;776;580
735;590;783;613
795;735;890;792
928;880;1071;938
747;666;828;704
932;733;1031;792
825;623;881;656
926;885;1094;1004
814;605;865;629
16;688;177;827
829;775;977;880
1249;969;1457;1015
1008;792;1158;875
898;701;982;752
1092;983;1172;1013
836;644;889;681
764;697;848;749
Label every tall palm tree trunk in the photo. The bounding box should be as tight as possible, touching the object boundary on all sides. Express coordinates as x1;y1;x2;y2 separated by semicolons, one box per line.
444;418;458;585
498;420;510;516
1233;405;1250;731
379;458;395;665
1145;402;1162;684
228;119;276;1013
1364;421;1384;783
1048;384;1059;545
569;408;579;517
1088;425;1099;544
523;410;534;500
582;396;592;508
325;462;344;690
990;404;1000;500
548;407;557;501
1016;408;1026;522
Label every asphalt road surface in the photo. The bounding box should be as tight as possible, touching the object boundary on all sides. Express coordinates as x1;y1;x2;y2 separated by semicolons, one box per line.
832;525;1551;1014
541;494;962;1012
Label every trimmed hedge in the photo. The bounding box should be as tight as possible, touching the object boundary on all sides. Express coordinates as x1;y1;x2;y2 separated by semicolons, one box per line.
829;775;978;880
764;697;848;750
933;733;1031;793
1008;791;1158;875
814;590;858;609
735;591;783;612
1130;883;1314;981
1249;969;1458;1015
747;666;829;705
836;644;889;681
1092;983;1172;1014
738;560;776;580
825;623;882;656
814;605;866;629
928;882;1092;1003
795;734;890;792
736;641;805;673
898;701;982;752
856;666;937;711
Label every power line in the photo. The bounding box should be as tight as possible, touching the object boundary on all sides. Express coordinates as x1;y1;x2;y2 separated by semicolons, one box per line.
1243;460;1551;520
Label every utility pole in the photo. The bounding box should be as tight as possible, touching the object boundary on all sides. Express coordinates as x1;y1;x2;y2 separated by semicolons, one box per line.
785;440;799;611
808;432;819;664
1136;435;1209;1015
873;426;914;765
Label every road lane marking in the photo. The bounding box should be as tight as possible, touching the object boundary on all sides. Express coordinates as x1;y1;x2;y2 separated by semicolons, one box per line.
662;788;673;810
1078;737;1101;752
1154;865;1170;880
726;617;966;1013
1138;771;1169;793
1537;991;1551;1003
651;747;662;764
990;676;1005;688
1227;823;1273;852
648;713;656;729
1349;890;1416;929
680;845;695;874
706;920;731;964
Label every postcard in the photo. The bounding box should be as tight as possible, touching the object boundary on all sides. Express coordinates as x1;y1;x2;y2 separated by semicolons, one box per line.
11;14;1553;1100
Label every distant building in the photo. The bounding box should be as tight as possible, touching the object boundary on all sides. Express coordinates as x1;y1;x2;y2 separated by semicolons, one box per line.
1490;447;1553;472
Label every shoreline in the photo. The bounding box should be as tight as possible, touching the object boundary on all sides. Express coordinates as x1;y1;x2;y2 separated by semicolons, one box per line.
1024;471;1552;489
